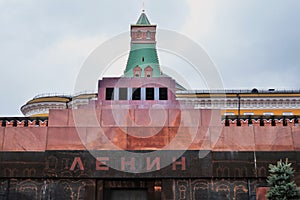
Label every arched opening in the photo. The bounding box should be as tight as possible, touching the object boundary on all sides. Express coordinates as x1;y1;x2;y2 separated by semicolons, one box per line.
137;30;142;39
144;66;153;77
146;31;151;39
133;66;142;77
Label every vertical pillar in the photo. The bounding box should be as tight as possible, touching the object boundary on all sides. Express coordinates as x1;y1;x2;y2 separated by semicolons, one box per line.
154;88;159;100
128;88;132;100
141;87;146;100
114;88;119;100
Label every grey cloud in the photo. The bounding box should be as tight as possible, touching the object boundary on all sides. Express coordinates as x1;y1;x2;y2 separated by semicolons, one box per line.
201;0;300;89
0;0;299;115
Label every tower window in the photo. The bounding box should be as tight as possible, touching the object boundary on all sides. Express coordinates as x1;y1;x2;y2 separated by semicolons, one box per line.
105;88;114;100
133;66;142;77
146;31;151;39
119;88;128;100
132;88;141;100
144;66;153;77
142;57;144;62
146;88;155;100
263;112;274;116
159;88;168;100
137;30;142;39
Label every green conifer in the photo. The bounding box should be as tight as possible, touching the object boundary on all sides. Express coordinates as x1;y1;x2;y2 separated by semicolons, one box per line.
267;159;300;200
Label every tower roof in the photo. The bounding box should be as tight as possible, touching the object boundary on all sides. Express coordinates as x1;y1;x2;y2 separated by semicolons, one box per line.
136;12;151;25
124;11;160;77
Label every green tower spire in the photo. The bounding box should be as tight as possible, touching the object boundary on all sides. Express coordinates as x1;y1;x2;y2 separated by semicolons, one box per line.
136;12;151;25
124;11;161;78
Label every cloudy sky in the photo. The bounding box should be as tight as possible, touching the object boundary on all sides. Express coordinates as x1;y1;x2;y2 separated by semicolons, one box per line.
0;0;300;116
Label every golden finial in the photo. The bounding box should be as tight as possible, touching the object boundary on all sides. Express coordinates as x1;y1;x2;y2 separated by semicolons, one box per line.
142;1;145;13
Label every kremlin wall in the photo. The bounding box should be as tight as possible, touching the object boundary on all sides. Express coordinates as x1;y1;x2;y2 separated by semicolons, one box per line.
0;12;299;200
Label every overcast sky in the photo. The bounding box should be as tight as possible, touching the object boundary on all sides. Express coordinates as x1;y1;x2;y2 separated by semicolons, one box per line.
0;0;300;116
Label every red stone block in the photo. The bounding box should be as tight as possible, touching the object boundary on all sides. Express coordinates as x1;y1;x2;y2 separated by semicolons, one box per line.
67;109;75;126
134;109;151;126
134;109;168;127
168;109;181;127
69;109;101;127
168;109;201;128
201;109;221;127
3;127;47;151
85;127;105;149
213;127;255;151
84;128;127;150
0;127;4;151
101;127;127;149
189;126;211;150
101;108;134;127
256;187;269;200
181;109;201;127
210;126;224;151
99;77;122;88
292;126;300;150
254;127;294;151
48;109;69;127
85;127;123;150
46;127;86;150
130;79;147;88
168;127;198;150
127;127;169;150
128;127;168;138
100;109;116;127
127;136;168;150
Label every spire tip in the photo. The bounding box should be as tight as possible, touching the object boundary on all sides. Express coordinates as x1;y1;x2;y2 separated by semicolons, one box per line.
142;1;145;13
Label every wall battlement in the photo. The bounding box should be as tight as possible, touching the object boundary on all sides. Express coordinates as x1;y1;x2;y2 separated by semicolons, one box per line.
1;108;299;152
0;117;48;127
223;115;300;127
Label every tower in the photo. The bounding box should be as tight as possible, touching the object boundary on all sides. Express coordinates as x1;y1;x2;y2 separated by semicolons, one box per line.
124;11;161;77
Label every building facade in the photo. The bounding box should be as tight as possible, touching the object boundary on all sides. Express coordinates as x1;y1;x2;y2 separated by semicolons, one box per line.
0;12;299;200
